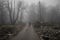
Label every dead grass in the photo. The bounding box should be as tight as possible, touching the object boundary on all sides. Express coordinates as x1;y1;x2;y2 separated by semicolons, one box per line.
0;24;25;40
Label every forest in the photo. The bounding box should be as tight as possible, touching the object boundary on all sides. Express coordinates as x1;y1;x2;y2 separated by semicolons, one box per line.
0;0;60;40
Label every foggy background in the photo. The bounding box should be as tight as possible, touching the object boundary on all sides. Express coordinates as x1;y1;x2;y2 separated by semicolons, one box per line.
0;0;60;40
0;0;60;25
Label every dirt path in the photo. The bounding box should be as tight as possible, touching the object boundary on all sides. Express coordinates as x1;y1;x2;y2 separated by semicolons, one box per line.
10;24;40;40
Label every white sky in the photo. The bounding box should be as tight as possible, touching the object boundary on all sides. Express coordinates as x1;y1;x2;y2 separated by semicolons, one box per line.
10;0;59;7
18;0;58;6
23;0;40;5
40;0;59;7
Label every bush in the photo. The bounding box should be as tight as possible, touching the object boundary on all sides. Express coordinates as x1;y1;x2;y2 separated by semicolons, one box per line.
0;25;17;40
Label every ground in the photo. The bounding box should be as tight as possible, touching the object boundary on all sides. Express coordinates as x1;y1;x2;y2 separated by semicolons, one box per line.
0;23;60;40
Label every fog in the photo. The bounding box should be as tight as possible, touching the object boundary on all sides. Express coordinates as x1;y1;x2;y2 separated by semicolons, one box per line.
0;0;60;25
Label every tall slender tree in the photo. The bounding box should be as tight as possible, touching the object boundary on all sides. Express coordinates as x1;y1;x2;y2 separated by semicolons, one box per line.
7;0;23;24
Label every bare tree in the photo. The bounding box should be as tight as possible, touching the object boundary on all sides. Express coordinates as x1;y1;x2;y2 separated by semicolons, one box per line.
6;0;13;24
6;0;23;24
17;1;26;24
0;0;7;25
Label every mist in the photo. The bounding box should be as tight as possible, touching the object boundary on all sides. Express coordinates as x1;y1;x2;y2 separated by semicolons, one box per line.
0;0;60;24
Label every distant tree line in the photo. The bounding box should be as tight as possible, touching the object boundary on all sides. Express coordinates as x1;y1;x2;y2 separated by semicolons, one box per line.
0;0;60;25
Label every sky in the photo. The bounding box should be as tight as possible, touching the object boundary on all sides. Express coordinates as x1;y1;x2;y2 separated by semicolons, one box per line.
10;0;59;7
10;0;60;11
23;0;58;6
40;0;59;7
9;0;60;12
23;0;40;5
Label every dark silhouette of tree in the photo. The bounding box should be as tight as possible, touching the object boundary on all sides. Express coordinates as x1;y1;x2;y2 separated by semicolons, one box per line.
0;0;8;25
49;6;60;24
6;0;23;24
